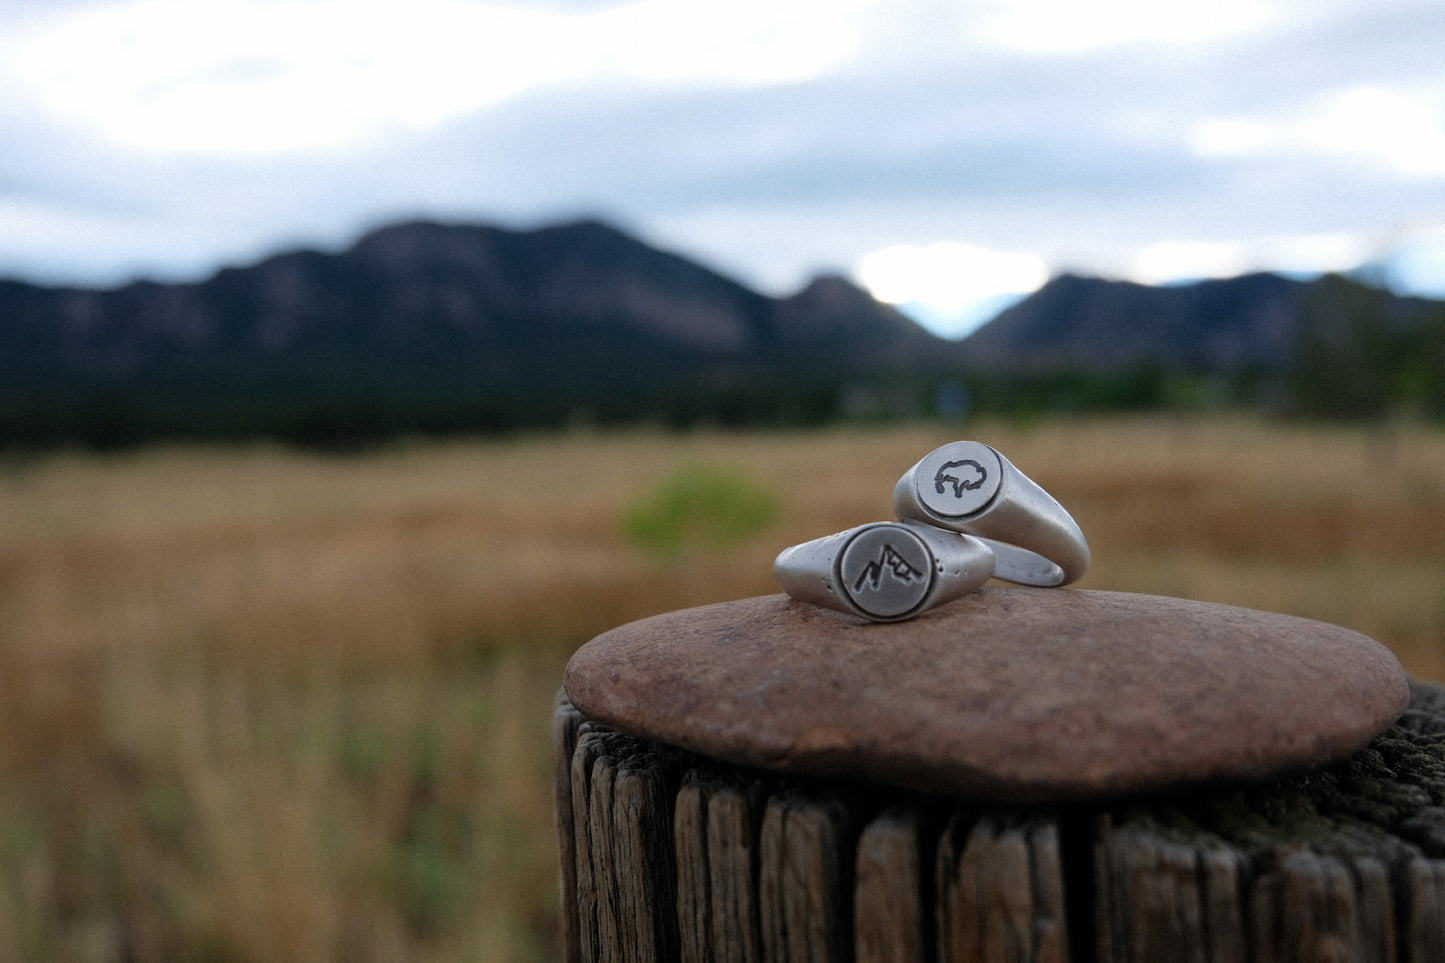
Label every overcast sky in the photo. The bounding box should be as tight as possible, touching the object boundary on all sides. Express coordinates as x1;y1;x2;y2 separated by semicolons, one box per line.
4;0;1445;336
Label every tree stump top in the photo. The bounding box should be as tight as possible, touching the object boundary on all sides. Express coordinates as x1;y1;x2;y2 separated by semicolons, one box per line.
563;586;1409;802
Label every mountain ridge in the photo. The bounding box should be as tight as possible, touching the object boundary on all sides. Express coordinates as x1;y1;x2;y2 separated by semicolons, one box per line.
2;216;1443;445
0;218;967;444
961;271;1309;372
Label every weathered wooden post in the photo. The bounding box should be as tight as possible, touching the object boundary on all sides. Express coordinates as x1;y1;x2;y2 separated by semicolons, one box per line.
554;587;1444;961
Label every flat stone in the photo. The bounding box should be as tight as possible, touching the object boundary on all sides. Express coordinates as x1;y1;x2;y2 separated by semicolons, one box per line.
563;587;1411;803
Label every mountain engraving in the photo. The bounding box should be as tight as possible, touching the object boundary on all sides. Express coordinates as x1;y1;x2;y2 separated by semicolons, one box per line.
852;544;925;594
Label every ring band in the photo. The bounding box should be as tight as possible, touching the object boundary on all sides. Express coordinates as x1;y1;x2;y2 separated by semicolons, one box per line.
773;521;994;622
893;441;1089;587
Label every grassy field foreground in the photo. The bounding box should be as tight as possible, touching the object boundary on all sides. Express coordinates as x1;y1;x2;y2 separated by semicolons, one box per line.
1;415;1443;960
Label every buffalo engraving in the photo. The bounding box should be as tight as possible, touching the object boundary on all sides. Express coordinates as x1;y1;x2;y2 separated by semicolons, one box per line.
933;458;987;498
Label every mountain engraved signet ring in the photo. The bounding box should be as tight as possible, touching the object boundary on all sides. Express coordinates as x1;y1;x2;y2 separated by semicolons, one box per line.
774;521;994;622
893;441;1090;586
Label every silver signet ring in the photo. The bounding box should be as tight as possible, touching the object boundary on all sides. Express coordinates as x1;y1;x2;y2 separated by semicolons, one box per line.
893;441;1090;587
773;521;994;622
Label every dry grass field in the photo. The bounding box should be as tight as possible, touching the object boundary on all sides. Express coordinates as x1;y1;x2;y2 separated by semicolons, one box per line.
1;414;1442;961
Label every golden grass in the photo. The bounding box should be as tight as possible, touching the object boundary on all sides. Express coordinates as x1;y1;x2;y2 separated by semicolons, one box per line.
0;415;1442;959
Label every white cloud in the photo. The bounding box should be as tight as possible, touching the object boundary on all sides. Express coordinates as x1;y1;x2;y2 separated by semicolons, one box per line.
2;0;1445;301
855;241;1049;337
978;0;1269;52
8;0;873;155
857;241;1049;307
1129;233;1372;285
1253;233;1373;275
595;0;867;88
1187;118;1273;158
1189;85;1445;177
10;0;588;153
1302;87;1445;177
1130;241;1251;285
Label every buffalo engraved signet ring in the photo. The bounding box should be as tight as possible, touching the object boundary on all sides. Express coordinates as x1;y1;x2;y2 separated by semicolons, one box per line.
893;441;1089;587
773;521;994;622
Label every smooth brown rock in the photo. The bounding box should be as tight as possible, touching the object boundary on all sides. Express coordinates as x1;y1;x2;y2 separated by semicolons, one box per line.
563;587;1411;802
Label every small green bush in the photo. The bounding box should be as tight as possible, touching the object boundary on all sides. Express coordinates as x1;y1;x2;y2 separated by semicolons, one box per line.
622;462;780;555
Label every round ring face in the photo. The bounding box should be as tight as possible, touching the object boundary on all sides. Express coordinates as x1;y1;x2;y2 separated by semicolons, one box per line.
914;441;1003;519
837;524;936;619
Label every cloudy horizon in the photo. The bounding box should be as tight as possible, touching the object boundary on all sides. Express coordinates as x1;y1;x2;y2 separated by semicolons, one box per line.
3;0;1445;337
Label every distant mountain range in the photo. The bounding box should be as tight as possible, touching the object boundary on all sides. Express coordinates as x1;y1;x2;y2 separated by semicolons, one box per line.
963;270;1441;372
2;218;1442;445
964;268;1445;418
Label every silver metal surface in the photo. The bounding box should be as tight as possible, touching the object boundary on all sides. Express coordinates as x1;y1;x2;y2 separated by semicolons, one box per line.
773;521;994;622
893;441;1090;586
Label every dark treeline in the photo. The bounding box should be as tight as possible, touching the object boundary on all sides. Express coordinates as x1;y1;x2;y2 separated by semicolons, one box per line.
5;343;1441;452
1287;274;1445;419
4;333;1443;452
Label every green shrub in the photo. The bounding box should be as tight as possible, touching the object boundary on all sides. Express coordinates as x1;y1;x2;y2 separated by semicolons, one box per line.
622;462;780;555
